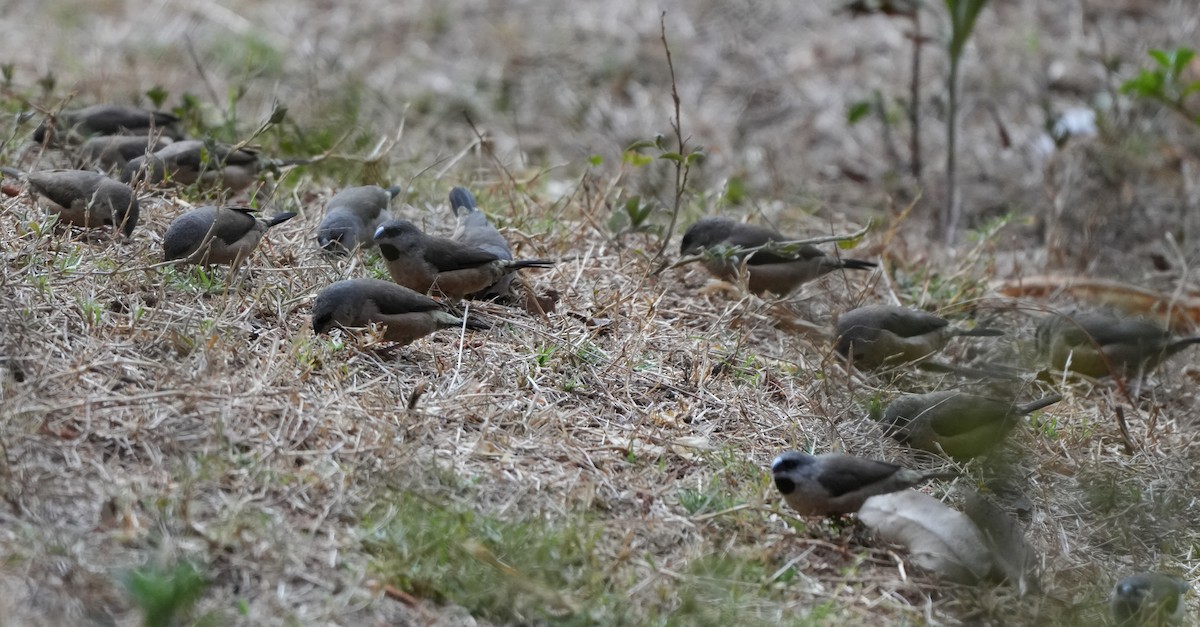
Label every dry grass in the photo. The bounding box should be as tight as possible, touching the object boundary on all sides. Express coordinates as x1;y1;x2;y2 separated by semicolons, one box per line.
1;0;1200;626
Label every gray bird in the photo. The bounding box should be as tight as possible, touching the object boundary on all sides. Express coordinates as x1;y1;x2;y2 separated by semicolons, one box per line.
316;185;400;254
1111;573;1189;626
876;391;1062;460
679;217;876;296
76;135;174;172
373;219;554;300
32;104;182;144
122;140;308;193
1;167;138;236
770;451;953;516
163;205;295;266
448;186;515;299
1036;310;1200;379
835;304;1004;370
312;278;490;345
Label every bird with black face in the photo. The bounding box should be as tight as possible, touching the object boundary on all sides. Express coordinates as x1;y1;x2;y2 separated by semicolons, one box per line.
0;167;139;237
1036;310;1200;379
835;304;1004;370
1111;573;1189;626
679;217;875;297
31;104;182;145
163;206;295;268
312;278;490;345
316;185;400;254
373;219;554;300
770;451;953;516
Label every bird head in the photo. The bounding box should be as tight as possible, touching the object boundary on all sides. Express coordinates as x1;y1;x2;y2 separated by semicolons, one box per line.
770;452;815;497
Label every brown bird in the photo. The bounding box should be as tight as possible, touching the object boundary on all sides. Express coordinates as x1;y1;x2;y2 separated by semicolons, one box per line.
373;219;554;300
32;104;182;144
1036;310;1200;379
876;391;1062;460
448;186;515;300
122;140;308;193
316;185;400;254
76;135;174;172
679;217;875;296
163;205;295;266
771;451;953;516
1;167;139;236
311;278;490;345
835;304;1004;370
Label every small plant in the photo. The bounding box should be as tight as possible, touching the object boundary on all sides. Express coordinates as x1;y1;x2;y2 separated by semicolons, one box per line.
1121;47;1200;124
123;560;209;627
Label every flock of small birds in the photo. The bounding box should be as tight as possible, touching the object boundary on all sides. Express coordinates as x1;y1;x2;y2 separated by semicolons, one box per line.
6;103;1197;625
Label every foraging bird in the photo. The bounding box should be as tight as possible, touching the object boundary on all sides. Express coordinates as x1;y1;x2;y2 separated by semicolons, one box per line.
835;304;1004;370
0;167;138;236
448;186;515;299
1036;310;1200;379
316;185;400;254
76;135;174;172
163;205;295;266
312;278;489;345
32;104;182;144
679;217;876;296
1111;573;1189;626
770;451;953;516
373;219;554;300
123;140;308;192
876;391;1062;460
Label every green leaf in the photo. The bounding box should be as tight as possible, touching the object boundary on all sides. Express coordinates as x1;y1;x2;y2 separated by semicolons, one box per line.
146;85;169;109
1148;48;1171;68
653;133;666;150
268;102;288;124
622;151;653;167
625;139;656;152
587;154;603;166
658;152;684;163
685;150;706;166
847;100;872;125
723;176;746;206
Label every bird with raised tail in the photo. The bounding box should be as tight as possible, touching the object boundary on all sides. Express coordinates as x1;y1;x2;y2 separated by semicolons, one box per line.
835;304;1004;370
163;206;295;267
876;391;1062;460
1036;310;1200;379
32;104;182;144
448;186;515;300
770;451;954;516
317;185;400;254
373;219;554;300
122;140;309;193
679;217;875;296
1;167;139;237
1111;572;1189;626
311;278;490;345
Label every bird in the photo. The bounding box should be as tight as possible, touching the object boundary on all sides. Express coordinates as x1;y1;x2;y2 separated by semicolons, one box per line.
76;135;174;172
448;186;515;300
316;185;400;254
122;140;308;193
372;219;554;300
678;217;876;296
770;451;954;516
311;278;490;345
875;391;1062;460
163;205;295;266
31;104;182;144
1036;310;1200;379
0;167;139;236
1111;572;1189;626
835;304;1004;370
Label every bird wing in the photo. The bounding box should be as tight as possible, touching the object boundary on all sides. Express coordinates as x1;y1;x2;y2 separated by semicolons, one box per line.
422;236;502;270
882;308;950;337
211;208;260;244
816;456;903;497
366;281;443;314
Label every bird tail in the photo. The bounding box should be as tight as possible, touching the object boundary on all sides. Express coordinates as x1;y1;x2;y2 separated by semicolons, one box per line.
507;259;555;270
841;258;877;271
956;327;1005;337
265;212;297;228
1167;336;1200;356
431;310;490;331
0;166;25;179
1017;394;1062;414
449;186;478;214
385;185;403;199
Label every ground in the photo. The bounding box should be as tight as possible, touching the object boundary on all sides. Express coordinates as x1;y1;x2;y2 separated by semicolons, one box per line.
1;0;1199;625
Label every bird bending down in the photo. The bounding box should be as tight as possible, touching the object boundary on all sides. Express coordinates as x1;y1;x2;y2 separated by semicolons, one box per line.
373;219;554;300
76;135;174;172
32;104;182;144
163;206;295;267
877;391;1062;460
770;451;953;516
1111;572;1189;627
122;140;309;193
679;217;875;296
317;184;400;254
312;278;490;345
1036;310;1200;379
835;304;1004;370
1;167;139;237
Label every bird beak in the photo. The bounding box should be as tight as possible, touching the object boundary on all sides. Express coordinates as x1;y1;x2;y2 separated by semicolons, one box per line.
373;225;386;240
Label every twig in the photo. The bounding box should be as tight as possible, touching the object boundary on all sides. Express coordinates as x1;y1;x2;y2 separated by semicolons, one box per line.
654;11;689;263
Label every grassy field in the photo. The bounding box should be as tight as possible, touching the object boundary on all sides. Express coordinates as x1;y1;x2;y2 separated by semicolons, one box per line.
2;0;1199;625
